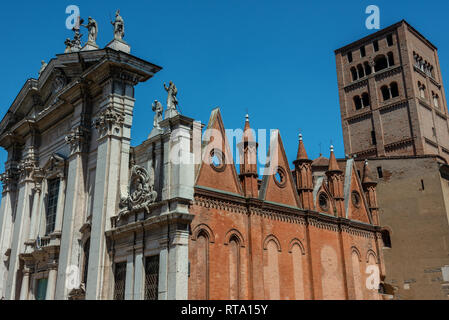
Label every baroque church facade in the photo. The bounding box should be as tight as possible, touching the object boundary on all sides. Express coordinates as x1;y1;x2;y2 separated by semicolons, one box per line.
0;12;385;300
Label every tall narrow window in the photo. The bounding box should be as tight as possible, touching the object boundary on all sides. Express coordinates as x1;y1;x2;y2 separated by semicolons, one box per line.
387;52;395;67
347;51;353;63
350;67;358;81
387;34;393;46
144;255;160;300
381;85;390;101
357;64;365;78
371;131;377;145
373;40;379;52
354;96;362;110
390;82;399;98
114;262;127;300
362;93;370;107
433;93;440;108
46;178;60;235
364;61;372;76
377;167;383;179
82;238;90;285
360;46;366;57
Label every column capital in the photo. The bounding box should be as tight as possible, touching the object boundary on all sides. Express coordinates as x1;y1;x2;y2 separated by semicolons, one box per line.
93;106;125;140
65;126;91;156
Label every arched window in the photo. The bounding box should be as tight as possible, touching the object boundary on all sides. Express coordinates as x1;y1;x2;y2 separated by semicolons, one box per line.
381;86;390;101
362;92;370;107
390;82;399;98
433;93;440;108
418;82;426;99
387;52;395;67
381;229;392;248
374;55;388;72
357;64;365;78
350;67;358;81
364;61;372;76
353;96;362;110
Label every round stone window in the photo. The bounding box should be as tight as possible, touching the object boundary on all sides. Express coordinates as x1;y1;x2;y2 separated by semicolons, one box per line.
352;191;361;208
319;193;329;211
273;166;287;188
210;149;225;172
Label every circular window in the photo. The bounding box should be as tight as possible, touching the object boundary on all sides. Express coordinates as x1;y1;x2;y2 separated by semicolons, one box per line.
273;166;287;188
351;191;361;208
319;193;329;211
210;149;225;172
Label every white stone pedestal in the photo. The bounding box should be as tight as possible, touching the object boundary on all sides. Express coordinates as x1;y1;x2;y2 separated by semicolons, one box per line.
106;39;131;53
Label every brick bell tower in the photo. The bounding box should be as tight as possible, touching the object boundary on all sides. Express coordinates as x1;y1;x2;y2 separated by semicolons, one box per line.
293;134;314;210
238;114;259;198
335;20;449;162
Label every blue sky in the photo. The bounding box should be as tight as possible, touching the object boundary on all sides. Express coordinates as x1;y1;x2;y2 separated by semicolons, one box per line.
1;0;448;172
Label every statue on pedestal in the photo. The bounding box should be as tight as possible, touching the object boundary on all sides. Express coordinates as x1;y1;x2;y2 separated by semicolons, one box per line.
152;100;163;129
82;17;98;45
111;10;125;40
164;81;179;118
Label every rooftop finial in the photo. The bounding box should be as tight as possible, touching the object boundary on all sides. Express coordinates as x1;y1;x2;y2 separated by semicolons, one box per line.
245;114;249;122
299;133;303;141
330;145;334;153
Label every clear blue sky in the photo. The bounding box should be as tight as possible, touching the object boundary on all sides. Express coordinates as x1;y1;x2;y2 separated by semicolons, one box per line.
1;0;448;172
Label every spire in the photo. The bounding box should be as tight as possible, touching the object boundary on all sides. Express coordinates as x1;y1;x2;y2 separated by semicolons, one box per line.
239;113;258;198
296;133;309;160
243;114;255;142
328;145;341;172
362;159;377;185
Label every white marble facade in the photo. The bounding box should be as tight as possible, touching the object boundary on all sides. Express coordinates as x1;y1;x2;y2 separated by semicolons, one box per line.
0;40;196;300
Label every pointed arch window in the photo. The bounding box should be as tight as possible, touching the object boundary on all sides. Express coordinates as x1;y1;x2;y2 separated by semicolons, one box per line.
353;96;363;110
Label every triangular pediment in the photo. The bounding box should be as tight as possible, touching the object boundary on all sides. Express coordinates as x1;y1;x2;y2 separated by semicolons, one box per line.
195;108;243;195
259;131;300;207
343;159;372;224
313;177;336;215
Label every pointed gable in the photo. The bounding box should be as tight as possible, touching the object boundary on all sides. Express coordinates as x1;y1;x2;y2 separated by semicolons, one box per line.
343;159;372;224
195;108;243;195
259;130;300;207
313;177;336;215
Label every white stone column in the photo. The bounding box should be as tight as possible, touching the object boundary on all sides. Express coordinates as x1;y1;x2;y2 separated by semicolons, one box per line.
0;183;15;298
167;229;190;300
19;266;31;300
45;265;58;300
124;253;134;300
55;128;88;300
86;93;134;300
158;237;168;300
5;179;32;300
133;246;144;300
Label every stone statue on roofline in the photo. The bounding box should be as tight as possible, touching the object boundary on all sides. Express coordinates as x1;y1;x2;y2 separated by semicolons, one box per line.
152;100;163;129
82;16;98;45
164;81;180;119
111;9;125;40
